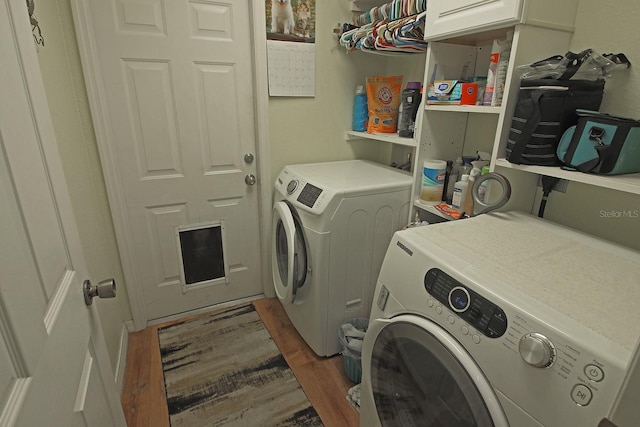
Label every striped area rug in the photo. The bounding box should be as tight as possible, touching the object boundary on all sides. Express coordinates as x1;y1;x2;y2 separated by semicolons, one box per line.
158;303;323;426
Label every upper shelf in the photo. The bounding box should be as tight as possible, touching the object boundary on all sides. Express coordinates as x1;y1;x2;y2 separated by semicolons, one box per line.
494;158;640;195
345;131;418;147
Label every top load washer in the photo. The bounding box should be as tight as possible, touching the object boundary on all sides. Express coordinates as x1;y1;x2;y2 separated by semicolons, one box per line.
272;160;411;356
361;211;640;427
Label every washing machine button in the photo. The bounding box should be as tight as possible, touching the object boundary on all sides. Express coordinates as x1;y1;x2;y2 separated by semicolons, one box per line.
427;299;434;307
472;334;481;344
571;384;593;406
584;364;604;382
435;306;443;314
448;315;455;324
461;325;469;335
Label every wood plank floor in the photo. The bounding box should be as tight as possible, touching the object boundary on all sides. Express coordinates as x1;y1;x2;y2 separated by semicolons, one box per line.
121;297;360;427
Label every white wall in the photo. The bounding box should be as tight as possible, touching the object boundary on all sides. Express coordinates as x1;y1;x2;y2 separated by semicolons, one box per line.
35;0;132;370
268;1;394;184
535;0;640;250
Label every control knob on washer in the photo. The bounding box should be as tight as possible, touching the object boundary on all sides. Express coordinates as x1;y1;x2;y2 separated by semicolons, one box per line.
286;180;299;195
519;332;556;368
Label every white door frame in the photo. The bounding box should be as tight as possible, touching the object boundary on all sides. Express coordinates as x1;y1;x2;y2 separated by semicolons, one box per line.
71;0;273;330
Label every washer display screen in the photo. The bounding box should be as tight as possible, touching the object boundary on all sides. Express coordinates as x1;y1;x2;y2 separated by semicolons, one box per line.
449;287;469;311
424;268;508;338
297;183;322;208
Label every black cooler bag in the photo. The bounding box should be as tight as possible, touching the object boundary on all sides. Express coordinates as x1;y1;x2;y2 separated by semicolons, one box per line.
506;79;605;165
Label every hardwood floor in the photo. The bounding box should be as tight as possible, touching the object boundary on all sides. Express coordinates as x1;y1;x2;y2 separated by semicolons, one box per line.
121;298;360;427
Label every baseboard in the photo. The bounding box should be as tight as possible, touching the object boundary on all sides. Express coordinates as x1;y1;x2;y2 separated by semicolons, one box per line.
115;320;134;393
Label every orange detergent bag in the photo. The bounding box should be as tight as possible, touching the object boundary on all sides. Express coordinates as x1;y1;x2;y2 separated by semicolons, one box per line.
366;75;403;133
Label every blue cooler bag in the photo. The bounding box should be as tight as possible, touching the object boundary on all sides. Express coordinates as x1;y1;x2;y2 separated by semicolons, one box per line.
557;109;640;175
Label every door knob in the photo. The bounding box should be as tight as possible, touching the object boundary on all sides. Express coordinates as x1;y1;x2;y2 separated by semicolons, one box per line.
245;174;257;185
83;278;116;306
244;153;254;164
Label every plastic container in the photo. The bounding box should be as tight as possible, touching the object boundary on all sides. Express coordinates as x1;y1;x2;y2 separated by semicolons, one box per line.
419;159;447;205
397;82;422;138
338;318;369;383
445;157;463;204
352;85;368;131
451;174;470;212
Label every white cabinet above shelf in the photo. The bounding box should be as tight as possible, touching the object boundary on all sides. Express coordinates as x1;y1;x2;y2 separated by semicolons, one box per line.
344;131;418;147
494;158;640;195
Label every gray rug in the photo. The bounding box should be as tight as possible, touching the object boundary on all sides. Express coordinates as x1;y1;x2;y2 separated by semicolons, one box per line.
158;303;323;426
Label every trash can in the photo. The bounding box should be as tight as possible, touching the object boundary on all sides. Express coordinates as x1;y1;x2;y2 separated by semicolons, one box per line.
338;318;369;383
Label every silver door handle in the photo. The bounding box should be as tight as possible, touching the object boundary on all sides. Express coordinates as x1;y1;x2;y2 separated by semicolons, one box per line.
83;278;116;305
245;174;257;185
244;153;254;164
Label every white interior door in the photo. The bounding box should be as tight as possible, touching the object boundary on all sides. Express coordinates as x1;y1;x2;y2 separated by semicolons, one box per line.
0;1;126;425
77;0;263;321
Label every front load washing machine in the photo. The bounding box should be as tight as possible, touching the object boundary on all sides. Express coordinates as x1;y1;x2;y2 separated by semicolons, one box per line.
272;160;411;357
361;211;640;427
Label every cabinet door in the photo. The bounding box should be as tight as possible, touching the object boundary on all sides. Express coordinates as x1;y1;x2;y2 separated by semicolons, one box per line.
425;0;522;40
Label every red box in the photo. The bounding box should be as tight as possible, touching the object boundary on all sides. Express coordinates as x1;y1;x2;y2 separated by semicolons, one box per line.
460;83;478;105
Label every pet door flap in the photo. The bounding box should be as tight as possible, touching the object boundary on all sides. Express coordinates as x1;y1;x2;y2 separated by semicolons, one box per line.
177;221;228;290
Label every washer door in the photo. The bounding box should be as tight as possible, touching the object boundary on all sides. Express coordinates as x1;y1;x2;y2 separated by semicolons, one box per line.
272;201;308;303
365;314;508;427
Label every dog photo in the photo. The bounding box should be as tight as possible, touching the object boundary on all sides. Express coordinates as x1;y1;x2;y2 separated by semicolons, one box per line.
266;0;316;42
270;0;295;35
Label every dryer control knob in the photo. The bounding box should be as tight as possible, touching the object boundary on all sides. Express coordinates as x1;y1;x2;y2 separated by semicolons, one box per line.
286;180;299;195
519;333;556;368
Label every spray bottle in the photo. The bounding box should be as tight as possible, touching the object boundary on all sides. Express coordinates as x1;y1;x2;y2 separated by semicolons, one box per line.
463;161;483;216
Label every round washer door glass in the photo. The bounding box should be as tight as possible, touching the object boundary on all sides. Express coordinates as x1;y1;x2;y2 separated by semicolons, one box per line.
370;320;501;427
272;202;308;302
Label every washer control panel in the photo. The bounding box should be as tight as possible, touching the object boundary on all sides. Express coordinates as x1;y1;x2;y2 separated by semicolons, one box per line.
296;182;323;208
424;268;507;338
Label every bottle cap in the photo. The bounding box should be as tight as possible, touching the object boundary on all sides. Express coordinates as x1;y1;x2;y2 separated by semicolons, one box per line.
356;85;365;94
406;82;421;90
461;174;469;182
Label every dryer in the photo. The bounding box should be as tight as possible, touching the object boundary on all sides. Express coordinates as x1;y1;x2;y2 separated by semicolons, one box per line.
272;160;411;357
361;211;640;427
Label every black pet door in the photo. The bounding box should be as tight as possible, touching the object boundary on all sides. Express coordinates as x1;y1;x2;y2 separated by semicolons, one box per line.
176;221;229;291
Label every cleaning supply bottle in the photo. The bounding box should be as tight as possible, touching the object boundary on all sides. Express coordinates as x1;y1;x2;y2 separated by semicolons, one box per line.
451;174;469;212
397;82;422;138
352;85;368;132
477;165;491;203
463;162;483;216
445;157;463;204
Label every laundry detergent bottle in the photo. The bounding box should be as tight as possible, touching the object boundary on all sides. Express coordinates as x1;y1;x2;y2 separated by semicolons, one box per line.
397;82;422;138
352;85;368;131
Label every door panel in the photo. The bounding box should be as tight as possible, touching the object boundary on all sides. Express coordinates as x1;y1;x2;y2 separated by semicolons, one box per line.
84;0;262;320
0;1;125;424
